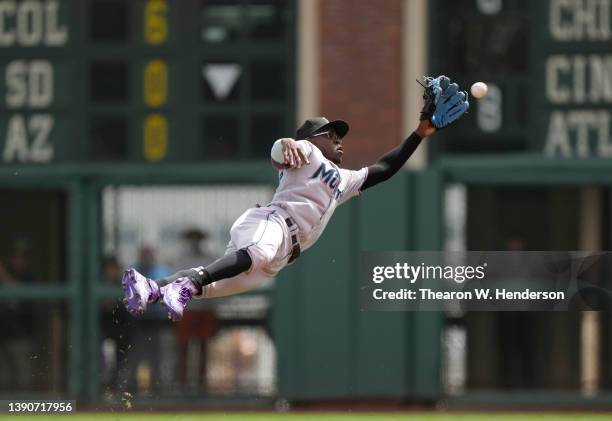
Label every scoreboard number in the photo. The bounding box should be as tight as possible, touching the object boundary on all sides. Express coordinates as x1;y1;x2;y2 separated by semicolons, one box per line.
144;59;167;108
143;113;167;162
144;0;167;45
143;1;168;162
143;60;168;161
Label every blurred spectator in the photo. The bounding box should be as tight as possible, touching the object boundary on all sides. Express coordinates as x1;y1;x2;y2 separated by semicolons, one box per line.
102;255;121;284
0;239;37;391
172;228;215;271
0;238;37;284
136;245;171;280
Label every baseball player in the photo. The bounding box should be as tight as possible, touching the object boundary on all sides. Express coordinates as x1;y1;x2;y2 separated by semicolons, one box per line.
122;75;469;321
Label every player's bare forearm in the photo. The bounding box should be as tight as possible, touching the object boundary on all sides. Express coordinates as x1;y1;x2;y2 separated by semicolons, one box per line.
415;119;437;138
361;128;428;191
271;138;310;170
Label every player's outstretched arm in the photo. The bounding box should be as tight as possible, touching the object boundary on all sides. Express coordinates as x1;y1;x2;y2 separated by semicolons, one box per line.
361;120;433;191
361;75;469;191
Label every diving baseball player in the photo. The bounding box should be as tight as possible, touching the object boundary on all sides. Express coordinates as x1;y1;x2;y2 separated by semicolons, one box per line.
122;75;469;321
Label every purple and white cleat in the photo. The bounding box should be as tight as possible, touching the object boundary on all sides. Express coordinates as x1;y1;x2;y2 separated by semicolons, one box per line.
160;277;199;322
122;268;160;316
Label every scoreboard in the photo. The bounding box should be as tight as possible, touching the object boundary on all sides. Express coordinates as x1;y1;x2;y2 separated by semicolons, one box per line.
0;0;295;164
430;0;612;159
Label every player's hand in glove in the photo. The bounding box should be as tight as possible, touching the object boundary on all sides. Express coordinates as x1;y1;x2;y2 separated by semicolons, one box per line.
419;75;469;130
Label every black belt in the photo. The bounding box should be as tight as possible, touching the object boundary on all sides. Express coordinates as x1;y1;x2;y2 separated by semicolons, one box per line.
285;217;301;264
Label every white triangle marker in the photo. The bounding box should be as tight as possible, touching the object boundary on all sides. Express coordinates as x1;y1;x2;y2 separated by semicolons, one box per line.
202;64;242;100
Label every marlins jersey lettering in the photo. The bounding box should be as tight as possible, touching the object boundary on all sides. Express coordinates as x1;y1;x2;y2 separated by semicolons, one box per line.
268;140;368;251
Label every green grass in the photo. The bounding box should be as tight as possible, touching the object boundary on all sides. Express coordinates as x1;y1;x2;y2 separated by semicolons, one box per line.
1;413;611;421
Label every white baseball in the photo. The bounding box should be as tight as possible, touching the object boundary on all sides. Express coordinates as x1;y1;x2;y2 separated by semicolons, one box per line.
470;82;488;99
271;138;286;163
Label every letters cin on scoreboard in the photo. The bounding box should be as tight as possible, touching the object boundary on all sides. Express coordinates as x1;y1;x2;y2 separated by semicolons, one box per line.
0;0;69;164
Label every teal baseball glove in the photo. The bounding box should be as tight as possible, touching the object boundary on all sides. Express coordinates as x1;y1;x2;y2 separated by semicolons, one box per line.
419;75;469;129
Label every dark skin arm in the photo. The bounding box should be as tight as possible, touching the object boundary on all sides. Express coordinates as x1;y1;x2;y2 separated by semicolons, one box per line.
361;120;436;191
270;138;310;170
414;119;437;139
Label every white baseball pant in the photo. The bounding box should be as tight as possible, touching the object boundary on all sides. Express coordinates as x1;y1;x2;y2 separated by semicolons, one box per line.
199;206;294;298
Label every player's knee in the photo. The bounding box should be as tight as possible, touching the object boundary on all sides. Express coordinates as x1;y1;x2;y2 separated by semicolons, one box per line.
245;245;275;270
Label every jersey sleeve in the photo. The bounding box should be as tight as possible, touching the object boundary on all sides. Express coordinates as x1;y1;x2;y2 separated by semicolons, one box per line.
337;167;369;205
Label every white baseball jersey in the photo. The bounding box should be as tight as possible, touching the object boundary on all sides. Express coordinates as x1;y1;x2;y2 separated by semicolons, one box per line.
268;140;368;251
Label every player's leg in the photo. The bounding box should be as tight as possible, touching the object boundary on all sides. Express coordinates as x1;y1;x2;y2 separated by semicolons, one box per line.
149;251;247;289
122;209;263;316
122;250;251;316
161;208;287;321
157;248;253;291
201;268;272;298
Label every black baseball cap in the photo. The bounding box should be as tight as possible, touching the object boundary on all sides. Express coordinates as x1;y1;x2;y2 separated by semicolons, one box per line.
295;117;349;140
